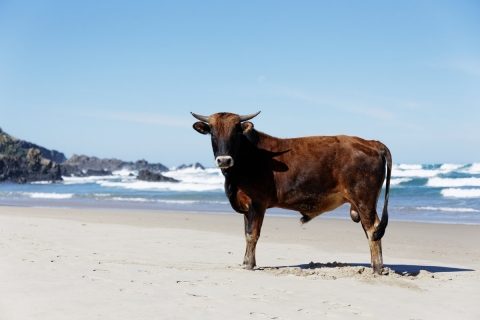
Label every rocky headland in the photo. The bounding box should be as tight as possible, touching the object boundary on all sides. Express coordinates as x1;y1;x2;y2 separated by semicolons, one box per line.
0;148;62;183
62;154;169;176
0;128;66;163
0;129;64;183
0;127;204;183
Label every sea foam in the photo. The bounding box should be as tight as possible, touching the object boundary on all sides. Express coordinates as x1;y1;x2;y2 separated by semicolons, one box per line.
97;180;223;192
29;192;74;199
394;164;423;170
389;178;412;186
439;164;464;171
441;188;480;198
465;163;480;174
108;197;228;204
415;206;479;213
62;175;124;185
427;177;480;187
392;163;464;178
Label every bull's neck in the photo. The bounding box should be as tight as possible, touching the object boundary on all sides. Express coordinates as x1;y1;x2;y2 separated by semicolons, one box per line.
223;130;281;182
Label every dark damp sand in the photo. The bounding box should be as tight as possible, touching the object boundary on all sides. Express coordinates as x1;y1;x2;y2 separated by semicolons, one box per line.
0;206;479;319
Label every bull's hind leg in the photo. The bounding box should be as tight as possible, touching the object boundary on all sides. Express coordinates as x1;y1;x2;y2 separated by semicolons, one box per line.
357;206;383;274
243;202;266;270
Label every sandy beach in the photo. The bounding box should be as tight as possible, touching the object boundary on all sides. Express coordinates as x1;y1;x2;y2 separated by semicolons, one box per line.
0;205;479;319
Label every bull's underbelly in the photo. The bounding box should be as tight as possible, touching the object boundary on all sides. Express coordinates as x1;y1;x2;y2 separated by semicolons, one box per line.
274;191;346;216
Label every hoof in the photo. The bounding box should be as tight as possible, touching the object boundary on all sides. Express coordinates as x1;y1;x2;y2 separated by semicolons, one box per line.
372;265;383;275
242;260;255;270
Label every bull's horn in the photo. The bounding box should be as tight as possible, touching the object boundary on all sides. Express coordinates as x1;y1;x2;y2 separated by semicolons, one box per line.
190;112;210;122
239;111;261;122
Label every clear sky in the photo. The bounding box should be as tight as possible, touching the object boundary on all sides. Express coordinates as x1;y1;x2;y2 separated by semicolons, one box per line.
1;1;479;167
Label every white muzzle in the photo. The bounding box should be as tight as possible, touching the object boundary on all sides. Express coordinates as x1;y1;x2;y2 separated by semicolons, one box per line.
215;156;234;169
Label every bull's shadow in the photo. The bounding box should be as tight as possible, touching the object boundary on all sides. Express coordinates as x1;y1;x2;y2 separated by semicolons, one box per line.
267;263;474;274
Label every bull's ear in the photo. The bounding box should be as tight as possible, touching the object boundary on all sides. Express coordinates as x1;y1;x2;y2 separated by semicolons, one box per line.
241;122;258;145
193;122;210;135
241;121;254;134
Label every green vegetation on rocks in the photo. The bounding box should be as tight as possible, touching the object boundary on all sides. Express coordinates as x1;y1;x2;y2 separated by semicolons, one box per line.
0;127;66;163
0;128;26;158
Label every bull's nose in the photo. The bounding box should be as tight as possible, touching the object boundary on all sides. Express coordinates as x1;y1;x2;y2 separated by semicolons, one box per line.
215;156;234;168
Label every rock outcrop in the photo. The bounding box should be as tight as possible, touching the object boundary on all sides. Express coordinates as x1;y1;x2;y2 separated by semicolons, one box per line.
0;148;62;183
0;128;67;163
173;162;205;170
64;154;168;172
60;164;112;177
137;170;179;182
85;169;112;176
60;164;85;177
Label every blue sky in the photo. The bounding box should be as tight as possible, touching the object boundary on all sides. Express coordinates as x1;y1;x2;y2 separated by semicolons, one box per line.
0;1;479;166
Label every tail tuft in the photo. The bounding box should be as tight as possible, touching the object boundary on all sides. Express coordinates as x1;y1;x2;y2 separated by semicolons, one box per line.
300;214;311;225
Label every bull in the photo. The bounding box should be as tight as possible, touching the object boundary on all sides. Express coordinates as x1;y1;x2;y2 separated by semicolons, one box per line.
191;111;392;274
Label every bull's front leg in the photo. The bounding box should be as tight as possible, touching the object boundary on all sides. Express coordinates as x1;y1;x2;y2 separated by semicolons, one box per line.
243;202;266;270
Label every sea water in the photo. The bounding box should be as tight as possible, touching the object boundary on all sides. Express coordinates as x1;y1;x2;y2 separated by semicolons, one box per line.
0;163;479;225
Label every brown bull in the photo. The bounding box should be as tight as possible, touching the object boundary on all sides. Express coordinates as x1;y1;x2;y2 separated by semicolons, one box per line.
191;111;392;274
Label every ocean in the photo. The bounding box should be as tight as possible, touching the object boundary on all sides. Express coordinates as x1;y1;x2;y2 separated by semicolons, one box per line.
1;163;479;225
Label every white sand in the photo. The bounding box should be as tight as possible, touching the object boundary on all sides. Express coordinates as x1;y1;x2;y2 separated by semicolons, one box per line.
0;206;479;319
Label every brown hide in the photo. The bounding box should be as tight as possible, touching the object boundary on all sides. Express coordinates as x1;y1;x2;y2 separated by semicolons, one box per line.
192;112;392;274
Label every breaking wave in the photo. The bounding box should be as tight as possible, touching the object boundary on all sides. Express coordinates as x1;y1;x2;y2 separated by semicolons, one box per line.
29;192;74;199
108;197;228;204
427;177;480;187
97;180;223;192
389;178;412;186
441;188;480;198
414;206;479;213
392;163;464;178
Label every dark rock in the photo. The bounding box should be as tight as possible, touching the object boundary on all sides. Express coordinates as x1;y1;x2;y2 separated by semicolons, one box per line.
65;155;168;172
137;170;179;183
60;164;85;177
0;148;63;183
85;169;112;176
60;165;112;177
192;162;205;170
17;140;67;163
173;162;205;170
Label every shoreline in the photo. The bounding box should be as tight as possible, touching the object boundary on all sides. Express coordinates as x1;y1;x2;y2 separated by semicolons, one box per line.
1;199;480;226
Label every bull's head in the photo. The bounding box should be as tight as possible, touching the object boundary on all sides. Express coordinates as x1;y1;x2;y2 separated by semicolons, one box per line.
191;111;261;169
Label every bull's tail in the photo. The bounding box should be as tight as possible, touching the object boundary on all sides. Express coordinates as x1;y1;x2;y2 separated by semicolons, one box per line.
372;144;392;241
